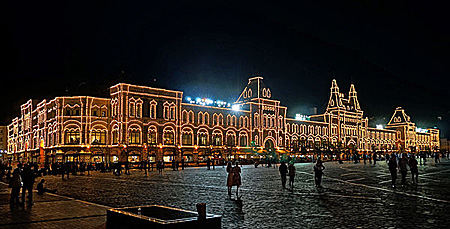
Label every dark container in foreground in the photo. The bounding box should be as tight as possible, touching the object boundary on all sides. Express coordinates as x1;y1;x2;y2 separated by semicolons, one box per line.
106;205;221;229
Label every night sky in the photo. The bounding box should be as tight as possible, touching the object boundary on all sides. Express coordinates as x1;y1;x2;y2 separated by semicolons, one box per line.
1;1;449;136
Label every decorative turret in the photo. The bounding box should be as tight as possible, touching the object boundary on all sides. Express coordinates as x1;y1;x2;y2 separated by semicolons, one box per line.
348;84;361;111
326;79;343;111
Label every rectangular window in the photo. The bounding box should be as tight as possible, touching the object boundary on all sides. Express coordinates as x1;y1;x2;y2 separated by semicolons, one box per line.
130;132;140;144
148;132;157;144
182;134;192;145
199;135;208;146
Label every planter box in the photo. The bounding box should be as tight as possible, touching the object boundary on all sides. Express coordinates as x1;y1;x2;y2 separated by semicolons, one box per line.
106;205;221;229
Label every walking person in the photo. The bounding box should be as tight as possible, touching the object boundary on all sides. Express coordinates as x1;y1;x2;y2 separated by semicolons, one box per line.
398;153;408;187
231;161;242;198
206;157;211;170
181;158;185;170
388;154;398;188
313;160;325;188
279;162;288;189
226;161;242;198
21;164;35;206
408;155;419;184
226;162;233;196
9;168;22;207
288;162;296;189
373;153;377;165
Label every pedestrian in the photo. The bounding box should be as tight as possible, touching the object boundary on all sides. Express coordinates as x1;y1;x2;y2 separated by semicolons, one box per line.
181;158;185;170
206;157;211;170
226;162;233;196
288;162;296;188
37;179;57;194
143;161;148;175
61;163;66;180
313;160;325;188
398;153;408;187
9;168;22;207
231;161;242;198
388;154;397;188
363;154;367;164
373;152;377;165
172;159;176;171
125;161;130;175
279;162;288;189
408;155;419;184
22;164;35;206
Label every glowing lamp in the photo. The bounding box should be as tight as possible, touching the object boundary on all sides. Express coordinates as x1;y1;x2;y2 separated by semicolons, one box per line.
376;124;383;130
232;104;240;111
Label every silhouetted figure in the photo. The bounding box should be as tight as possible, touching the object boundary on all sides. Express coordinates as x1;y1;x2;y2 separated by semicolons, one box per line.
279;162;288;189
37;179;57;194
373;153;377;165
181;158;185;170
288;162;296;188
9;168;22;207
226;162;233;196
22;164;35;206
313;160;325;188
399;154;408;187
206;158;211;170
388;155;397;188
408;155;419;184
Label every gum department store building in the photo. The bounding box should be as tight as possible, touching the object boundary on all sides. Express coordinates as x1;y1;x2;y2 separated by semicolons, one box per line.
7;76;440;164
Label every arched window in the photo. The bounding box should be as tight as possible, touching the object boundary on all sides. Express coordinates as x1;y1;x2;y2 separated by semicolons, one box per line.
182;110;188;123
226;132;236;146
198;130;208;146
239;133;248;147
170;104;176;120
212;132;222;146
148;126;157;144
182;129;193;145
150;100;157;119
112;127;119;144
129;128;141;144
91;129;107;144
65;128;80;145
163;131;174;145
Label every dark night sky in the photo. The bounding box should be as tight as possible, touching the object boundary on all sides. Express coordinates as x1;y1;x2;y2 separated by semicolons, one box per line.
1;1;449;136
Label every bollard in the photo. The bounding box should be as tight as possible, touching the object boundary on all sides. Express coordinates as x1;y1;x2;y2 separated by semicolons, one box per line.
196;203;206;220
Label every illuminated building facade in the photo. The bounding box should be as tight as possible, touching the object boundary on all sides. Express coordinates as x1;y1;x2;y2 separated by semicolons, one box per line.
7;76;440;164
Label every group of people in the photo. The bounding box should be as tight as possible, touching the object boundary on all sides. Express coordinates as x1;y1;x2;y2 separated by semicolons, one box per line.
5;162;56;208
388;153;419;188
278;162;297;189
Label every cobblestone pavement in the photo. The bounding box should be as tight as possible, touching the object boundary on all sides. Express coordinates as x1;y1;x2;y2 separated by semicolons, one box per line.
2;158;450;228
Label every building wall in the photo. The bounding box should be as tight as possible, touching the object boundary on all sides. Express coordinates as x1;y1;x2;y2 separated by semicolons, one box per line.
6;77;440;164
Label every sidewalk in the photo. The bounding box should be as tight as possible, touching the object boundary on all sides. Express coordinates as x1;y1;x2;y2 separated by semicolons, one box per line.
0;182;108;229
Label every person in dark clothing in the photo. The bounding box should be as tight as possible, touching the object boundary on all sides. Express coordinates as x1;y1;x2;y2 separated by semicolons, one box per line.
288;162;296;188
313;160;325;188
22;164;35;206
398;153;408;187
125;162;130;175
206;158;211;170
181;158;185;170
408;155;419;184
10;168;22;207
373;153;377;165
37;179;57;194
388;154;398;188
279;162;288;189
